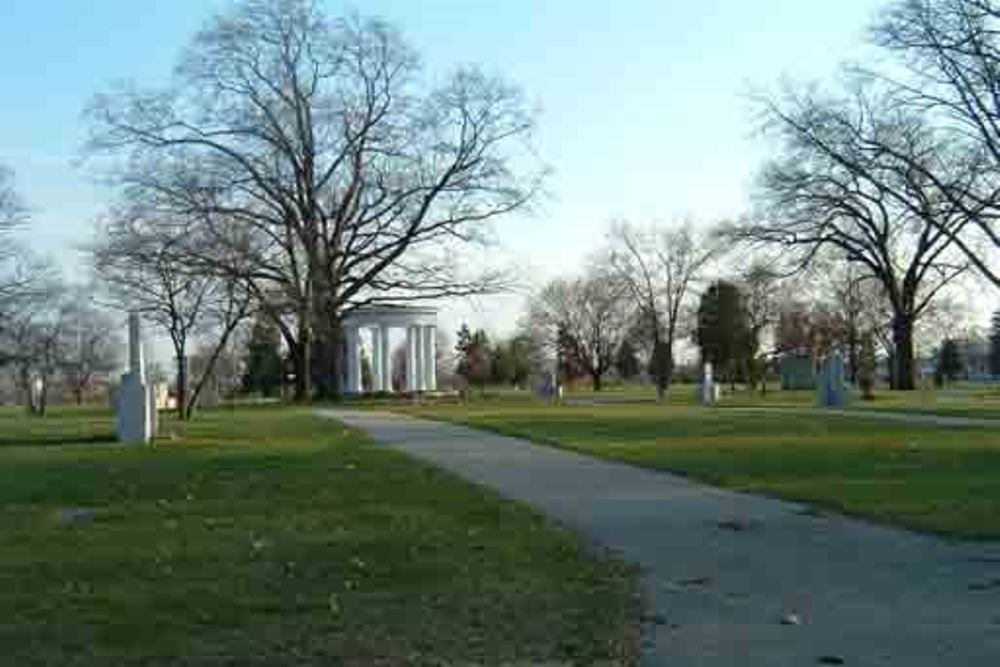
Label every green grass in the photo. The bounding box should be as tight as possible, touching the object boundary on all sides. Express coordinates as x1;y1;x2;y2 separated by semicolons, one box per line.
0;405;638;666
398;399;1000;541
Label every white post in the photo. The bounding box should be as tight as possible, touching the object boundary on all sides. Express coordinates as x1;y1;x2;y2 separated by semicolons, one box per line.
423;325;436;392
416;326;428;392
380;325;391;392
346;327;363;394
128;312;145;383
406;326;418;392
370;326;382;392
701;362;715;406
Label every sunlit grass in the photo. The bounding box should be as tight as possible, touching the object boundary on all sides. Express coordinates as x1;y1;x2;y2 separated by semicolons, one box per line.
400;397;1000;540
0;405;638;666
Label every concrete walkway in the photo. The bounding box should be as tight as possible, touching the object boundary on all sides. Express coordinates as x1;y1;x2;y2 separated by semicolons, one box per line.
318;409;1000;666
724;406;1000;429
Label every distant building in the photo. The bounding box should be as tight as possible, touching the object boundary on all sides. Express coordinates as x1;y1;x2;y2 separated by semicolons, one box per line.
778;350;817;390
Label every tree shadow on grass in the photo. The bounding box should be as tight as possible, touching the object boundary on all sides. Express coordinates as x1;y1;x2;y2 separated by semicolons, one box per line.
0;433;118;448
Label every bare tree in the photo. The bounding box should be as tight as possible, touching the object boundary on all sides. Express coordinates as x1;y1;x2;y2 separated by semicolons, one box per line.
94;214;251;420
0;166;33;310
527;272;632;391
59;294;121;405
740;262;782;392
874;0;1000;285
607;221;714;398
86;1;541;400
735;81;969;389
0;275;70;415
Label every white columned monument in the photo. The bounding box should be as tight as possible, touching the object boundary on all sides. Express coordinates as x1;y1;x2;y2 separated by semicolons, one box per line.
341;306;437;394
116;312;156;444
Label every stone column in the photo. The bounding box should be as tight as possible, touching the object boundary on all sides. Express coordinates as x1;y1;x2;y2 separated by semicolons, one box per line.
416;326;428;392
380;325;391;392
128;311;145;382
423;325;436;392
406;326;418;392
345;326;362;394
370;326;382;392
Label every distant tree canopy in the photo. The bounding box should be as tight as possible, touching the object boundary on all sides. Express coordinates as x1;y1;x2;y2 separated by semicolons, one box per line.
696;280;751;386
490;336;532;388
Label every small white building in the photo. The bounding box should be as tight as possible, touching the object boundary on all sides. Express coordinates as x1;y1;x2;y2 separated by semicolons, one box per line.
341;305;437;394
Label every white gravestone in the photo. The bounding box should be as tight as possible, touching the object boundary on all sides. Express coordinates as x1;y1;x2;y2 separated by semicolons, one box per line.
817;351;849;407
701;362;717;405
116;312;155;444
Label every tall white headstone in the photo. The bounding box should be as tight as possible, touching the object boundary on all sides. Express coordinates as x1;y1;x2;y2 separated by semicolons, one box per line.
116;312;155;445
701;362;717;405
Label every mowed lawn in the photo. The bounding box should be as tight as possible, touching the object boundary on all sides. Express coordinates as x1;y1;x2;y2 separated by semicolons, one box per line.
562;381;1000;419
401;398;1000;540
0;405;638;666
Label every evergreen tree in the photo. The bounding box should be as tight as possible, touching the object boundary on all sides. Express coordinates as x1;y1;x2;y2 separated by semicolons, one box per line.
454;324;473;379
454;324;490;393
616;339;641;380
937;339;964;386
241;315;283;397
990;311;1000;377
695;280;751;387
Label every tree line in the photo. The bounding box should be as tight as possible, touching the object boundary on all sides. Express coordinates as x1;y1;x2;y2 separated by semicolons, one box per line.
525;0;1000;394
5;0;1000;412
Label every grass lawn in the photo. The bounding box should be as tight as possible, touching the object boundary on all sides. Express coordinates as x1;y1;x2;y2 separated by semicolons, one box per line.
398;397;1000;541
559;380;1000;418
0;405;638;666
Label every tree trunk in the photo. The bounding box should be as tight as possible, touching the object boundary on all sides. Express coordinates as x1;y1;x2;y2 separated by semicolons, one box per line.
592;371;602;392
891;313;916;391
38;377;48;417
175;352;189;420
19;365;35;415
294;316;312;402
847;325;859;385
312;312;343;401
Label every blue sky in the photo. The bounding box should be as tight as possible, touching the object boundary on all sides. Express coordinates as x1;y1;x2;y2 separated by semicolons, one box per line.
0;0;891;342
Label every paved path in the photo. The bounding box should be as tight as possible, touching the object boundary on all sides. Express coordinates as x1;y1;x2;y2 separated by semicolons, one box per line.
723;406;1000;428
318;409;1000;666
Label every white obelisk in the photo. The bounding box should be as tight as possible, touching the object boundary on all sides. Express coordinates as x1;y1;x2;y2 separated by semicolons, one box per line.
116;312;154;444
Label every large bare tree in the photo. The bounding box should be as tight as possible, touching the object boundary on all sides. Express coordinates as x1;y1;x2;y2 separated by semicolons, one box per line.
86;0;540;400
736;82;969;389
607;222;714;398
873;0;1000;285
